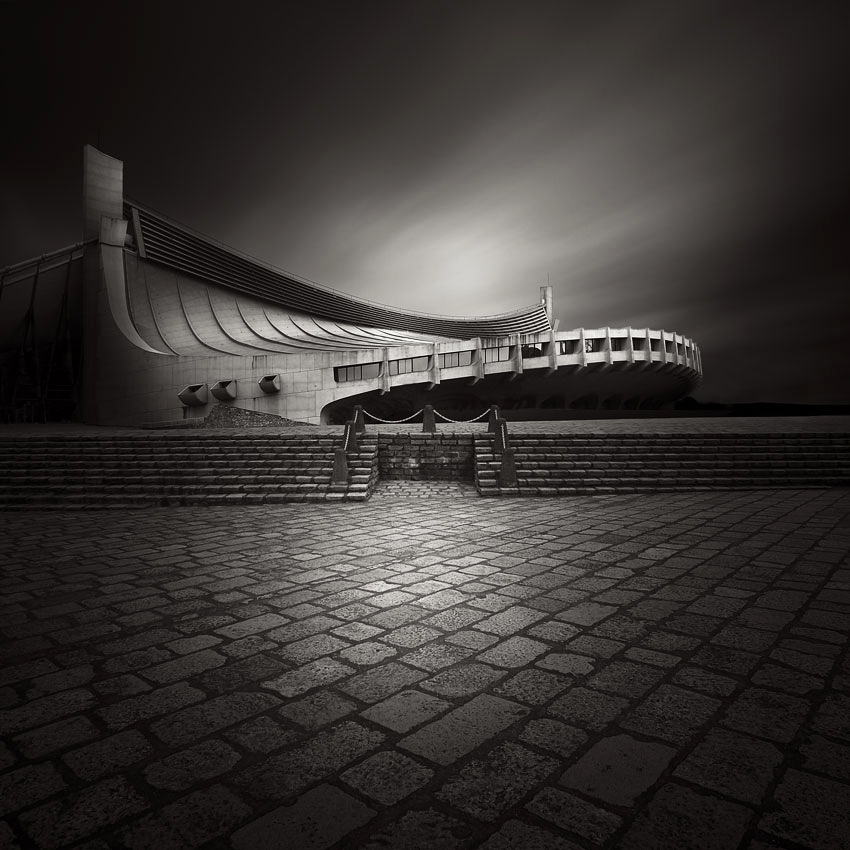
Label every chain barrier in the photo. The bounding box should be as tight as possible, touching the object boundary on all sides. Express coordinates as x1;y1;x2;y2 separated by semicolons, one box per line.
433;408;490;424
362;408;424;424
362;407;490;425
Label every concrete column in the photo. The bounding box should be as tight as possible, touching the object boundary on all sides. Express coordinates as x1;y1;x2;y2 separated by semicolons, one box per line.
547;327;558;374
429;342;441;388
380;347;390;394
471;337;484;384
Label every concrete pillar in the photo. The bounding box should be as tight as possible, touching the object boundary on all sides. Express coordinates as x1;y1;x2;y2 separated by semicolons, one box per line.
380;348;390;394
429;342;441;388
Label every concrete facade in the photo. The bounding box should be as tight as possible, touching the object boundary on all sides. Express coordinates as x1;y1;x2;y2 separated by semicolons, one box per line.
1;147;703;426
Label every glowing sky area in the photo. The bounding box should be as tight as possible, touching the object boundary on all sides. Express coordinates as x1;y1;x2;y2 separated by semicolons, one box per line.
2;1;849;403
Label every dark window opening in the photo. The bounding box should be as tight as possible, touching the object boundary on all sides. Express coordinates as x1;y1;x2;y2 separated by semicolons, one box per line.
334;362;381;382
438;351;473;368
389;356;430;376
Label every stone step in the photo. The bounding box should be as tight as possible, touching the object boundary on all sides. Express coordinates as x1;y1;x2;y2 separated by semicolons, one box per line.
0;433;382;507
476;480;844;495
473;432;850;495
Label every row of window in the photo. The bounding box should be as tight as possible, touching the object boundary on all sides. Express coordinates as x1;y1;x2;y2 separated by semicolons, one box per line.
558;339;691;355
389;356;430;376
336;351;479;382
334;363;382;383
439;350;473;369
483;347;511;363
335;341;693;381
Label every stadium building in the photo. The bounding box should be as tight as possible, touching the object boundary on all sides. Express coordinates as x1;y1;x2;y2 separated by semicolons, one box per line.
0;146;702;426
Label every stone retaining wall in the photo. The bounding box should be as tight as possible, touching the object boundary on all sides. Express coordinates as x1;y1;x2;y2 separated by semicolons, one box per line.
376;433;474;481
203;404;311;428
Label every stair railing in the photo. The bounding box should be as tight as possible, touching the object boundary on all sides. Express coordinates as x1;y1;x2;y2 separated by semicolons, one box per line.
493;416;518;487
332;419;359;484
487;405;501;433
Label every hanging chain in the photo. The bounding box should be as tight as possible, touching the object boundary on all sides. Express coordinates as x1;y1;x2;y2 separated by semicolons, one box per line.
361;408;425;424
433;408;490;424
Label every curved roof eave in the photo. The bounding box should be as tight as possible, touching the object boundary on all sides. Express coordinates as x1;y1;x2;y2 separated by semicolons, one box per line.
124;200;552;339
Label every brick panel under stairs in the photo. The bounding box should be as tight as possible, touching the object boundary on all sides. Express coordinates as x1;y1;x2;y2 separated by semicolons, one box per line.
474;433;850;495
0;434;379;509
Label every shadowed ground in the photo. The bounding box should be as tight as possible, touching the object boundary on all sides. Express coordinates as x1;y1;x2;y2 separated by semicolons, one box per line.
1;422;849;849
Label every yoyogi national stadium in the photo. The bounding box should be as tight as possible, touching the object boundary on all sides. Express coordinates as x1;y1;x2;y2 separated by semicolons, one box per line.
0;146;702;426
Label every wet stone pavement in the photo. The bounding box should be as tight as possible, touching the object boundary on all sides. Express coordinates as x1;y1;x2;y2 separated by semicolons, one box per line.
1;489;849;850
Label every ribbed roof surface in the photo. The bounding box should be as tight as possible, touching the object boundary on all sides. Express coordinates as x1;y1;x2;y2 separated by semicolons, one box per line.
125;202;551;338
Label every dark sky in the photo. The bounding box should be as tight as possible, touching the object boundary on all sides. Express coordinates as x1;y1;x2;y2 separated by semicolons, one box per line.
2;0;849;403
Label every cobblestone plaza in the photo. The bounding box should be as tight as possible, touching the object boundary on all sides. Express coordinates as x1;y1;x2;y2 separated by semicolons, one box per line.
1;448;849;849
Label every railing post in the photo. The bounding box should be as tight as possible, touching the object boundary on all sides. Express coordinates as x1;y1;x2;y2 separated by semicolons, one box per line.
494;417;509;453
422;404;436;433
332;448;349;484
353;404;366;433
487;405;500;433
499;447;518;487
343;420;359;453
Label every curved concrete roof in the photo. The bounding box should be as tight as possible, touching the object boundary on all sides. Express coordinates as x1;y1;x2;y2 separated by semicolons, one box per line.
126;202;552;339
124;256;453;355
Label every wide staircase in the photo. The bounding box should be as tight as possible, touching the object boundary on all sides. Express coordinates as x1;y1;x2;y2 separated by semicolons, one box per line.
474;432;850;495
0;433;379;509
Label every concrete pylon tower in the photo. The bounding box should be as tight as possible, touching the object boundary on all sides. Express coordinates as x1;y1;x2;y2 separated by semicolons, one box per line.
80;145;124;421
540;285;554;326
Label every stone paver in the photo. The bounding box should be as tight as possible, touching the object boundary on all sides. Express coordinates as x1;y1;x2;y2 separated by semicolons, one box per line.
231;783;375;850
559;733;676;805
1;475;849;849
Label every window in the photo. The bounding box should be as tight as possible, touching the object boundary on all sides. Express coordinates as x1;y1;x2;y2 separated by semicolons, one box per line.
609;336;625;352
558;340;577;355
584;338;600;353
389;356;430;376
438;350;473;368
334;362;381;382
483;346;511;363
520;345;543;358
